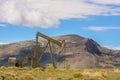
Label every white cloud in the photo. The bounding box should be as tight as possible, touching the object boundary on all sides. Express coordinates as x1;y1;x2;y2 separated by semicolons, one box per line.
103;45;120;50
86;26;120;31
0;23;6;27
0;0;120;28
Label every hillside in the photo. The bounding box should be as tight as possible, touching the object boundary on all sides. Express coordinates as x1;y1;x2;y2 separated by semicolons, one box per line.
0;34;120;68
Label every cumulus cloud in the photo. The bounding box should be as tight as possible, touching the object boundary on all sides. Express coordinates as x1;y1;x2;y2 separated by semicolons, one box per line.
0;0;120;28
103;45;120;50
86;26;120;31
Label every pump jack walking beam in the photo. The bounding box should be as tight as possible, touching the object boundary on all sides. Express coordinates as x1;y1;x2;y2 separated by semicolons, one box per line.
36;32;65;52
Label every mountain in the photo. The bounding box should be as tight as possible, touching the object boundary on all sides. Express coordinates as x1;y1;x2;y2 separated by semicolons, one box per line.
0;34;120;68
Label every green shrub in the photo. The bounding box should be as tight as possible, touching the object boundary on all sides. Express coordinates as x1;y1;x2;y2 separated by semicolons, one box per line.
73;72;83;78
66;78;73;80
45;66;55;71
56;77;62;80
5;76;14;80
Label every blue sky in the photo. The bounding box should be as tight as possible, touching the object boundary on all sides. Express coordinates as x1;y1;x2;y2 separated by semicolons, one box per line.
0;0;120;50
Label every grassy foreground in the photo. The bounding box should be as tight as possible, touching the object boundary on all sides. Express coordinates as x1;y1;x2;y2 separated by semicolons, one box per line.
0;67;120;80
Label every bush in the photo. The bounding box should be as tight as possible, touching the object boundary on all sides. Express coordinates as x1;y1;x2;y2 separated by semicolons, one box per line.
45;66;55;71
73;72;83;78
5;76;14;80
56;77;62;80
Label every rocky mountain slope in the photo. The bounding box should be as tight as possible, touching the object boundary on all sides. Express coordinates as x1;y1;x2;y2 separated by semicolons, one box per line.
0;34;120;68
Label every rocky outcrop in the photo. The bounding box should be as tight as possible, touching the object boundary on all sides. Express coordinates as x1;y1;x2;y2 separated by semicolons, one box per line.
85;39;101;56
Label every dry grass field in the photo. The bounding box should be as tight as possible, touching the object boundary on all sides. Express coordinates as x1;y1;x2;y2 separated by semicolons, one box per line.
0;67;120;80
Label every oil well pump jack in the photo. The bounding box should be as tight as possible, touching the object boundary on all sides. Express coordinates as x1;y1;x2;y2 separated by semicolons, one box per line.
8;32;65;68
34;32;65;68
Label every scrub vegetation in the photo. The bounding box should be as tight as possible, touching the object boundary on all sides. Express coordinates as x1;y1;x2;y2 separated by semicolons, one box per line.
0;67;120;80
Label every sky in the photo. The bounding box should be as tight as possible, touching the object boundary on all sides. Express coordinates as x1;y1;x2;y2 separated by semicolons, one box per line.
0;0;120;50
